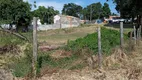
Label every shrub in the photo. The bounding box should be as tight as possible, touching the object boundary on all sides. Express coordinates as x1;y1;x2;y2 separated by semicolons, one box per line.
65;27;128;55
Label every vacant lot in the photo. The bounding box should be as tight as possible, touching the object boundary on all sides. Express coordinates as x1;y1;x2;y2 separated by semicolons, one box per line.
37;23;133;46
37;25;97;45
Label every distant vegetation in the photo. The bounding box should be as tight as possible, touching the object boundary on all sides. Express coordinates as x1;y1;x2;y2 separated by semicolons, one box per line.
65;27;128;55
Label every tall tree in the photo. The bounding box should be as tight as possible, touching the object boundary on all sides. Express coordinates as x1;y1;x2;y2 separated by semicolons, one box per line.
102;3;111;18
108;0;142;36
109;0;142;29
0;0;31;24
62;3;83;18
33;6;59;24
0;0;31;32
83;2;103;20
109;0;142;19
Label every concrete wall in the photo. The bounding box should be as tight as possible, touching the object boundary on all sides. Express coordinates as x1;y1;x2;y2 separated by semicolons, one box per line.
36;15;81;31
36;23;79;31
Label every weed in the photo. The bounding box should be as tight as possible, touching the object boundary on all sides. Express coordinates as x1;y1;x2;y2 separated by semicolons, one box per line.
65;27;128;56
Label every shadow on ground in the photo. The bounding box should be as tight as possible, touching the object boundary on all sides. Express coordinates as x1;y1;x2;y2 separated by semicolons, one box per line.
104;23;133;29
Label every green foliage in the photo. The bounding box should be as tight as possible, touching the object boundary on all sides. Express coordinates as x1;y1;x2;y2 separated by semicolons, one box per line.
32;6;59;24
82;2;111;20
102;3;111;18
65;28;128;55
62;3;83;18
11;49;79;77
11;58;32;77
10;44;32;77
110;0;142;18
0;0;31;24
83;2;102;20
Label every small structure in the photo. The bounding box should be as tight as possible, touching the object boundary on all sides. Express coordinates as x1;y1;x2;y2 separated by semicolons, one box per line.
54;15;60;24
35;15;81;31
53;15;81;28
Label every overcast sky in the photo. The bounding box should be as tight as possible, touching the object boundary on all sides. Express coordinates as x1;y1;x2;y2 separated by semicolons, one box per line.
24;0;118;14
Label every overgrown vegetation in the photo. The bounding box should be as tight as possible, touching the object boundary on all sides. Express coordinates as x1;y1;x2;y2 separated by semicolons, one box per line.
0;31;25;47
9;27;129;77
1;27;130;78
10;48;80;77
65;27;128;55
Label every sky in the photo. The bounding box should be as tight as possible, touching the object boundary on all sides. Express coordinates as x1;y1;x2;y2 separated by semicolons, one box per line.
24;0;118;14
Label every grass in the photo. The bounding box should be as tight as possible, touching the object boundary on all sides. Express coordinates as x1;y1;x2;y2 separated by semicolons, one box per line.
0;30;32;77
10;50;80;77
104;23;133;34
0;31;26;47
37;25;97;45
1;24;133;78
65;27;128;55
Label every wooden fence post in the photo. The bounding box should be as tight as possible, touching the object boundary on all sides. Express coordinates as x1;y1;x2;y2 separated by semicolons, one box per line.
137;28;140;45
130;31;134;50
98;26;102;68
140;25;141;40
120;22;124;49
32;17;38;78
133;25;136;45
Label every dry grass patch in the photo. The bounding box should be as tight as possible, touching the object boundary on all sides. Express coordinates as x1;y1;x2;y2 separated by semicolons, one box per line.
37;26;97;45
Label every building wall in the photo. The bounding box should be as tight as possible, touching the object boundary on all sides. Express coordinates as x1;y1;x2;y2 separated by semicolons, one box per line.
35;15;81;31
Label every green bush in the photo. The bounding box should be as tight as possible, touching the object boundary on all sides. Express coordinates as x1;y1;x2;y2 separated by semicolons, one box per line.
65;27;128;55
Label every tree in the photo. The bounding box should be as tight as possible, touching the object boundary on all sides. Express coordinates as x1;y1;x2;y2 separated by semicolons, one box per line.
107;0;142;37
109;0;142;30
82;2;103;20
33;6;59;24
62;3;83;18
102;3;111;18
0;0;31;31
109;0;142;19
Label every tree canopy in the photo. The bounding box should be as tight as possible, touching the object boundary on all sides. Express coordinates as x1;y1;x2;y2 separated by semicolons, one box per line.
110;0;142;18
0;0;31;24
82;2;111;20
102;3;111;18
62;3;83;18
33;6;59;24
